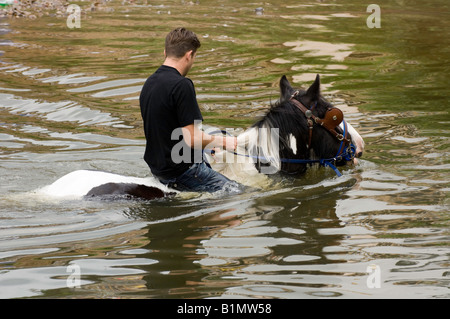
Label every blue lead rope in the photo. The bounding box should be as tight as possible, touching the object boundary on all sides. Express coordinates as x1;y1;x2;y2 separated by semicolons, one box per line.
322;160;342;177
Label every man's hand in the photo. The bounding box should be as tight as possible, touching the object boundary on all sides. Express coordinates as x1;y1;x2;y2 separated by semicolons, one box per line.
182;124;237;152
222;136;237;152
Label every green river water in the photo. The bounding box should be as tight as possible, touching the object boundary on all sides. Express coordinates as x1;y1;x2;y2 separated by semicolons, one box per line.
0;0;448;299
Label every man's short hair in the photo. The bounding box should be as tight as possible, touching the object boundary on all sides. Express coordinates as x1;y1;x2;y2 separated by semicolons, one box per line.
165;27;201;59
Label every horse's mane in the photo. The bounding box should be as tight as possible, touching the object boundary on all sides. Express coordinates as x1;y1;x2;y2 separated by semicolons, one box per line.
236;95;309;174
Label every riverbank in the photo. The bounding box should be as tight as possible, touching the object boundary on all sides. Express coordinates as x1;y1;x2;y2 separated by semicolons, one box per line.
0;0;128;19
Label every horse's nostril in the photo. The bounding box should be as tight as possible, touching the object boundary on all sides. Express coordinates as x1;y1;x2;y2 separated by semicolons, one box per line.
357;151;363;158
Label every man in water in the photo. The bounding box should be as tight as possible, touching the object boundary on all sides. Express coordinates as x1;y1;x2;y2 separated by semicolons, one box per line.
140;27;240;193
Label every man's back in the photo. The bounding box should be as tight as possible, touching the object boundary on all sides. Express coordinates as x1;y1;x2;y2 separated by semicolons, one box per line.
139;65;203;180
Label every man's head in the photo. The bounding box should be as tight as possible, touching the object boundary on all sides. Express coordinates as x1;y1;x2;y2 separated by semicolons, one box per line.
164;27;201;76
165;27;201;59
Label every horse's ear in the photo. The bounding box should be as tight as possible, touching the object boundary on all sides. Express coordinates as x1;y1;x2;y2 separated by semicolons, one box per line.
305;74;321;102
280;75;294;101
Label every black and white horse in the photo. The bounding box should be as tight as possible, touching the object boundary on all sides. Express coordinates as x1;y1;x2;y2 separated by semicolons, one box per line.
39;75;364;200
206;75;364;187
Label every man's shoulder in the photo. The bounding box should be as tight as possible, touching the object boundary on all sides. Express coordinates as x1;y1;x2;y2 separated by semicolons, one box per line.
174;76;194;89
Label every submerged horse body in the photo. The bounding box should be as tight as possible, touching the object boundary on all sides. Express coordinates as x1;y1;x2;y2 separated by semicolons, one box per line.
41;75;364;200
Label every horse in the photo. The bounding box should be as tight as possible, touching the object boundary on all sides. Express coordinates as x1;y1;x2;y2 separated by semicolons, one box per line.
38;74;364;200
207;74;364;186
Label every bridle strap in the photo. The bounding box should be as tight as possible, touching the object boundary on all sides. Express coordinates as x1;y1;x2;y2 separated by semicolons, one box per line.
289;97;314;149
289;93;351;154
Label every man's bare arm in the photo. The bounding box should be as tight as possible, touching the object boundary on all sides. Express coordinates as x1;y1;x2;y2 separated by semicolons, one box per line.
182;124;236;151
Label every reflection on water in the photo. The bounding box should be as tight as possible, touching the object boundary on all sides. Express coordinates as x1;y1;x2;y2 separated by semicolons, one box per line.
0;0;448;299
0;92;127;127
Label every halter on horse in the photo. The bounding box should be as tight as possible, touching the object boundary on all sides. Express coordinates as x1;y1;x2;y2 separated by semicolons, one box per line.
286;89;356;176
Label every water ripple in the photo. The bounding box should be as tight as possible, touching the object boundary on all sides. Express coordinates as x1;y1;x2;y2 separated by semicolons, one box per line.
67;78;146;93
0;93;127;127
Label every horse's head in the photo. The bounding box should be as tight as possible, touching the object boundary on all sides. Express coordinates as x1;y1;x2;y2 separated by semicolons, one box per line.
253;74;363;176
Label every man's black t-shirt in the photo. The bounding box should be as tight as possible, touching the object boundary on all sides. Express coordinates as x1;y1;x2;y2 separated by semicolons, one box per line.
140;65;203;180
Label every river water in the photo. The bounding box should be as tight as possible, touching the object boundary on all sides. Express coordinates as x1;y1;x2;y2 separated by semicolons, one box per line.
0;0;448;299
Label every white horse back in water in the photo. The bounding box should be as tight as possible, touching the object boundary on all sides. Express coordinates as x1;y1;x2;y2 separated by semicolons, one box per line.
37;170;172;200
